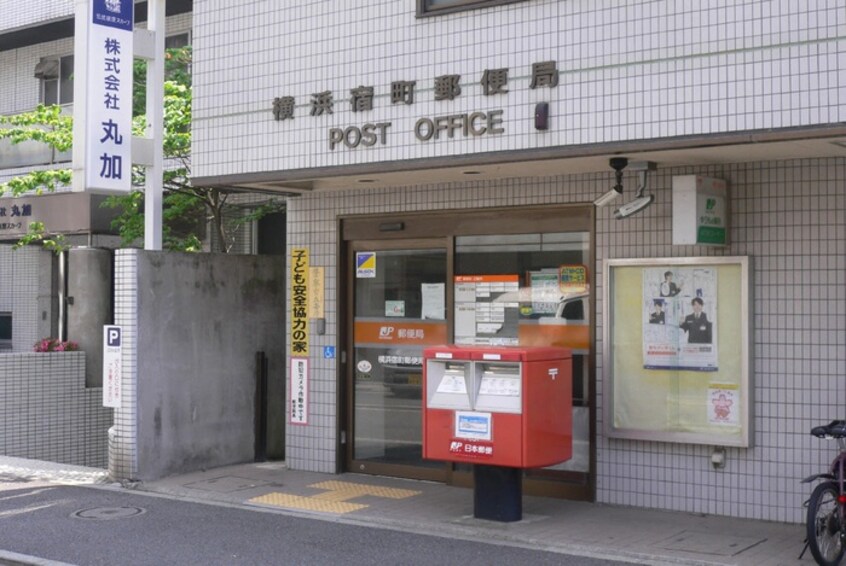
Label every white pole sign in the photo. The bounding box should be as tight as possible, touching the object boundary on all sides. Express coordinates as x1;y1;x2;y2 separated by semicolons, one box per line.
85;0;134;192
103;325;123;408
289;357;309;425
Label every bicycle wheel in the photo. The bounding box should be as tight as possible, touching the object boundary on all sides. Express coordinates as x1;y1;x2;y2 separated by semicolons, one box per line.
808;481;846;566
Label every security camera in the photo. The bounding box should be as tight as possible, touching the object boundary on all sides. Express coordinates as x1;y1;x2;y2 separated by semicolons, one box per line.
594;157;629;207
614;194;654;219
613;160;657;218
593;188;621;207
609;157;629;171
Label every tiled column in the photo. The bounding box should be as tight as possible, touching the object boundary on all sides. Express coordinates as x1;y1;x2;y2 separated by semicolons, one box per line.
109;249;139;480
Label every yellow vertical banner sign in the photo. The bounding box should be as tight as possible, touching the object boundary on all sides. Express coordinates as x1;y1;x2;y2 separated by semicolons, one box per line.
290;248;310;425
308;267;325;319
290;248;309;357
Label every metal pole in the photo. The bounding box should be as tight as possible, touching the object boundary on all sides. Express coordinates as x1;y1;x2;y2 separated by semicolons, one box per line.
143;0;165;250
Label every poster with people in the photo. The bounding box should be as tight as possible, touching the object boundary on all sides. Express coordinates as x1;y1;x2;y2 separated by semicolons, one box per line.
642;267;718;371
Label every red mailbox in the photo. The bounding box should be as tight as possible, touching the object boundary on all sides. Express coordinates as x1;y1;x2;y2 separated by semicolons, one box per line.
422;345;572;468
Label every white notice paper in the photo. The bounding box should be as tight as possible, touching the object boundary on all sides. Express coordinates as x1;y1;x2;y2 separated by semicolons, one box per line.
421;283;445;320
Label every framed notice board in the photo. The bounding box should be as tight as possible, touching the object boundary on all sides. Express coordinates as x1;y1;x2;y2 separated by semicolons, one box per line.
603;257;752;447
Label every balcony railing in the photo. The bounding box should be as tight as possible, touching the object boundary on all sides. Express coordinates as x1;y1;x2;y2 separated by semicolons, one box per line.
0;137;71;170
1;103;72;171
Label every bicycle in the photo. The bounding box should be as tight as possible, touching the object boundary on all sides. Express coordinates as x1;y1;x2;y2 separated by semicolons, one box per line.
803;420;846;565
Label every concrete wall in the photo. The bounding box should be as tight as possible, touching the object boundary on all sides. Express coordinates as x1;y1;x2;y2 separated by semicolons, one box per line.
112;250;286;482
67;247;112;387
0;352;111;467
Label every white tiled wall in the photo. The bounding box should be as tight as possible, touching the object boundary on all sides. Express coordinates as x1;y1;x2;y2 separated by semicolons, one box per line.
595;159;846;523
0;2;194;34
0;245;109;468
286;156;846;523
0;245;55;351
0;352;112;467
0;12;192;116
193;0;846;178
0;36;73;115
0;0;72;32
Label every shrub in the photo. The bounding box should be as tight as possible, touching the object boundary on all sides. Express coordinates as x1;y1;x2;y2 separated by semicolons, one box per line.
33;338;79;352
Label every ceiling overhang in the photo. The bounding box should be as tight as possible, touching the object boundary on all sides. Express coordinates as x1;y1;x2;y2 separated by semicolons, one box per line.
194;125;846;195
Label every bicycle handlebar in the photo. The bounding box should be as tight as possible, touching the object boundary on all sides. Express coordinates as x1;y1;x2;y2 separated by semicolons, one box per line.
811;420;846;438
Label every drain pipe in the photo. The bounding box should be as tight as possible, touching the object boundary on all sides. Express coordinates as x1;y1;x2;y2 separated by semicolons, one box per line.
58;250;68;341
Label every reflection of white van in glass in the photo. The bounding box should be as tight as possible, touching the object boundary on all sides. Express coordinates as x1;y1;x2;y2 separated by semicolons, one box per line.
529;292;590;404
538;292;591;474
550;293;590;324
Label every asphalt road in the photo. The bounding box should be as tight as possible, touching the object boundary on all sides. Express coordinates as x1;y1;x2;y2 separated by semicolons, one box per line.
0;483;629;566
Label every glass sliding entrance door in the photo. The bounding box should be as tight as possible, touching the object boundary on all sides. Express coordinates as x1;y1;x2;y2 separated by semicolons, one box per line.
348;240;448;479
453;231;592;497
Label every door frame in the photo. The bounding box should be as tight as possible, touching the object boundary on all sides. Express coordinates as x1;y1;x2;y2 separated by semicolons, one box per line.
339;204;595;500
343;237;454;482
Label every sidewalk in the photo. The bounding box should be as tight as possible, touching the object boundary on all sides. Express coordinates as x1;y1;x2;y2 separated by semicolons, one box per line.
1;456;809;565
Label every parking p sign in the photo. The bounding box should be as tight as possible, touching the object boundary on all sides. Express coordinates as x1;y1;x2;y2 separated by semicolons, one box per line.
106;327;121;347
103;325;122;408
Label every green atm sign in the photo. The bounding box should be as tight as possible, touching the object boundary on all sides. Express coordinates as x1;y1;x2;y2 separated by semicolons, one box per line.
672;176;728;247
697;226;726;244
697;196;726;244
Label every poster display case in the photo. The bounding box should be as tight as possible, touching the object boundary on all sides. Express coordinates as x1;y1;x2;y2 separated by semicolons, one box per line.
603;257;751;447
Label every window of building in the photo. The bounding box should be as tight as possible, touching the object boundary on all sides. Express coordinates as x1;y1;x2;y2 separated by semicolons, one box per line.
35;54;74;105
165;33;189;49
417;0;525;16
0;312;11;350
33;33;189;107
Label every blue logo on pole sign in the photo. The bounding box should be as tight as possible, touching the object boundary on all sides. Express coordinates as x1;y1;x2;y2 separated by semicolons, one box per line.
93;0;133;31
324;346;336;359
107;327;121;347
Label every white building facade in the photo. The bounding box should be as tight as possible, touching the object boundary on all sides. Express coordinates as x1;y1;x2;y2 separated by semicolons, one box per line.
3;1;845;525
192;0;846;524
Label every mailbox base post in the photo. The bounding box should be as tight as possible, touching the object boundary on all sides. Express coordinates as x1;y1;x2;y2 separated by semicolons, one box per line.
473;464;522;522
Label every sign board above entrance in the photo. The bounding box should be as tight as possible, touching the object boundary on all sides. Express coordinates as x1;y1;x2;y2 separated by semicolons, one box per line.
272;62;558;121
272;61;560;152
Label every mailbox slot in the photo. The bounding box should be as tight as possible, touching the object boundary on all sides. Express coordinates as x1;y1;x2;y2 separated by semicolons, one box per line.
474;362;522;414
426;360;474;410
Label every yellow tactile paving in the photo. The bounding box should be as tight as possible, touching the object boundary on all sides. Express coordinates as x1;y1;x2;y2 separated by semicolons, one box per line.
248;492;368;514
308;480;422;500
246;480;422;515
